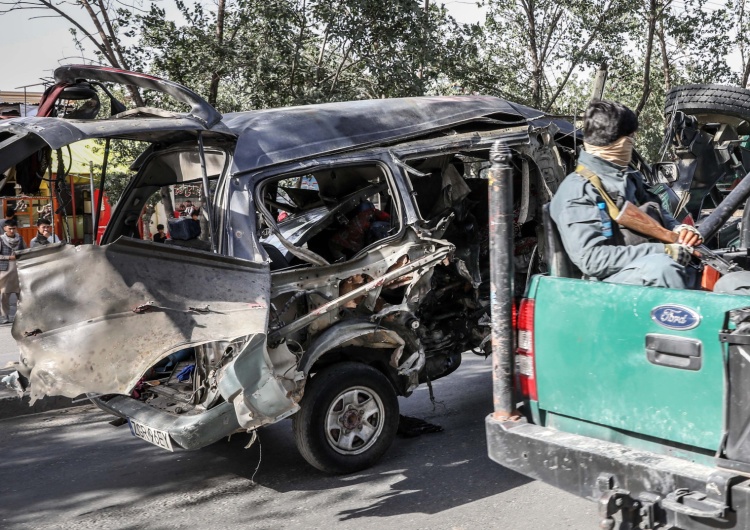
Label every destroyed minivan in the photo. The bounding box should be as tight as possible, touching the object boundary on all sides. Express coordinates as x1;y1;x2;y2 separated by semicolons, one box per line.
0;65;575;473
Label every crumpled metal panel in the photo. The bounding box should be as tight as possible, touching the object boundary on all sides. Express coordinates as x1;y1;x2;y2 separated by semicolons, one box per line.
12;238;269;404
0;117;236;174
218;334;300;430
54;65;224;127
224;96;539;174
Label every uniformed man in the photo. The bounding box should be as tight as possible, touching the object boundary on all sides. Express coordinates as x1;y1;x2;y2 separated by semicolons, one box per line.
549;100;702;288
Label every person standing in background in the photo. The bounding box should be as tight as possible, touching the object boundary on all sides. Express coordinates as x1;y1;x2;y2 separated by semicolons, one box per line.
183;200;195;217
0;206;16;232
30;217;61;248
0;219;25;324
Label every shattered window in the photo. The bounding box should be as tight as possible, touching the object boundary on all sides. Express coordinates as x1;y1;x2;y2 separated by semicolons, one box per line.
259;164;399;267
404;148;544;288
405;153;489;225
137;181;217;246
105;147;227;246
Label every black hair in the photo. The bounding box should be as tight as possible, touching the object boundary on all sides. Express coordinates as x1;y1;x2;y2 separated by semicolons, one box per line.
5;208;15;218
157;224;164;230
4;219;18;228
583;100;638;146
36;217;51;227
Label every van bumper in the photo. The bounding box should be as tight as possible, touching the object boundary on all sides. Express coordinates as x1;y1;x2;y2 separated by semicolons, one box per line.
93;395;240;451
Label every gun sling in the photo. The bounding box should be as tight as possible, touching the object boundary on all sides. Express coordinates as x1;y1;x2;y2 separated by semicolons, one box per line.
575;164;621;220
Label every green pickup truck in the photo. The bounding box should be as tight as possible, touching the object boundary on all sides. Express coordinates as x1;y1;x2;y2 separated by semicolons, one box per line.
485;120;750;529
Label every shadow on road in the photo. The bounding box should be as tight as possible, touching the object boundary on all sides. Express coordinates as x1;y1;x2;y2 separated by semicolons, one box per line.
204;355;532;521
0;355;532;528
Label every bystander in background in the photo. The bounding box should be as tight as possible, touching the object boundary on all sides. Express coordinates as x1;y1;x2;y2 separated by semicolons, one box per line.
30;218;61;248
0;207;16;231
152;224;168;243
0;219;25;324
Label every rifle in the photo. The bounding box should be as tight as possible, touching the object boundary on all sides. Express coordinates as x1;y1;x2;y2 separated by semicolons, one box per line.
616;201;740;276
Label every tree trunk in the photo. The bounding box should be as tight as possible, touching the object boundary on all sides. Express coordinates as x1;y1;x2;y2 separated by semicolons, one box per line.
520;1;543;108
419;0;429;86
656;20;671;93
94;0;144;106
591;61;608;101
635;0;657;115
208;0;226;107
290;0;308;98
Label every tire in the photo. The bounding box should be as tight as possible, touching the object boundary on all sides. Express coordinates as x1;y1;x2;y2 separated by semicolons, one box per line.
664;84;750;124
292;362;399;474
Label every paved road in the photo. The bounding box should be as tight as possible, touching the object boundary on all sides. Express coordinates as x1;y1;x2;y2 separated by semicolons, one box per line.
0;295;17;369
0;355;594;530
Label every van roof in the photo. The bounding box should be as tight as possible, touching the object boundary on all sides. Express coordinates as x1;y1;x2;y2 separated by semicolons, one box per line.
222;96;548;174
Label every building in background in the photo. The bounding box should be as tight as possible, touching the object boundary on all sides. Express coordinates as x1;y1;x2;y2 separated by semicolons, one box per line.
0;90;42;119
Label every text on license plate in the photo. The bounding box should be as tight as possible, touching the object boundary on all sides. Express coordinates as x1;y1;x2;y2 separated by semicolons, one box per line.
128;419;174;451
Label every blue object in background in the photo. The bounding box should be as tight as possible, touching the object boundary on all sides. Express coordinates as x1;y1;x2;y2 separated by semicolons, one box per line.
176;364;195;382
597;201;613;238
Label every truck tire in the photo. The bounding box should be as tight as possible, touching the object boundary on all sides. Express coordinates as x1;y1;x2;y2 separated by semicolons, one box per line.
292;362;399;474
665;84;750;123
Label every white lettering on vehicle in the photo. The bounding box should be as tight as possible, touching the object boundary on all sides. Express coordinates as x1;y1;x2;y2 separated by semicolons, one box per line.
650;305;701;330
659;309;688;325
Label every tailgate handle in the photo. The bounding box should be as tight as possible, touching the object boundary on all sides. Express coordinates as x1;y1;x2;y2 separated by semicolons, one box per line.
661;489;726;519
645;334;702;371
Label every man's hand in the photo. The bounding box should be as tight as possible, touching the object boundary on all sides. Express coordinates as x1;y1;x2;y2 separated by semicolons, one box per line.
665;243;692;266
674;224;703;247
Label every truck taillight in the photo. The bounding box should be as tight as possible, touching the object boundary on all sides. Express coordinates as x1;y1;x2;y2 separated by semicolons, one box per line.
516;298;537;401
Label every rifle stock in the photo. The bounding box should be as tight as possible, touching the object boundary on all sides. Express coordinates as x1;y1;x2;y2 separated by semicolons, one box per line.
615;201;679;245
615;201;740;274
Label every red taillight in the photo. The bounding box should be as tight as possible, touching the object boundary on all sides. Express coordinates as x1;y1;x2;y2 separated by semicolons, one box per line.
516;298;537;401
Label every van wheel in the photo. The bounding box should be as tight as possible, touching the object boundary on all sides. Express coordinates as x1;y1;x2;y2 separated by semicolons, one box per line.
292;362;399;474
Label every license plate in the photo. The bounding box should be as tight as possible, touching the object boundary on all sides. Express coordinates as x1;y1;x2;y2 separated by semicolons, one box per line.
128;419;174;451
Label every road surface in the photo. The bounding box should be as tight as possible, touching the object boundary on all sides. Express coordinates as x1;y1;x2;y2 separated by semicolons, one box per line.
0;355;594;529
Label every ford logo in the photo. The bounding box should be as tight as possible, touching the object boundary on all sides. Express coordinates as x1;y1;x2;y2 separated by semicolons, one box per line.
650;304;701;330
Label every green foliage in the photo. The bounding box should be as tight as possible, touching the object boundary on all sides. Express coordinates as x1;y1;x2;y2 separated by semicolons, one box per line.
453;0;634;110
12;0;750;168
89;139;145;204
663;0;736;85
124;0;460;111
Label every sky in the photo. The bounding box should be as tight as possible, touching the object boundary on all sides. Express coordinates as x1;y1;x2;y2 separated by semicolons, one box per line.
0;1;487;91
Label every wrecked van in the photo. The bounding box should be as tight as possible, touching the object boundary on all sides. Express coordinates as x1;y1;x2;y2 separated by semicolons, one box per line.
1;65;574;473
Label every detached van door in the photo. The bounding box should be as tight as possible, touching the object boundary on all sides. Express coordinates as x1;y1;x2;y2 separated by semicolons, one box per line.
13;239;270;405
0;71;273;406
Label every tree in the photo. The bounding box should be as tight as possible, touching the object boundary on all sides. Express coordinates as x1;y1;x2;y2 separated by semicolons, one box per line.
454;0;633;111
605;0;734;158
657;0;733;88
129;0;459;111
1;0;146;105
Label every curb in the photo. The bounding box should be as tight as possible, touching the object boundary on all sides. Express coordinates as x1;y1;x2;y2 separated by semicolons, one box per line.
0;369;87;420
